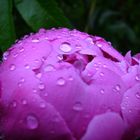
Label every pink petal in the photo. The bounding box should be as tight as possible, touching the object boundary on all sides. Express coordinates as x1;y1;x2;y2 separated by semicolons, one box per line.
121;83;140;132
81;112;125;140
1;90;75;140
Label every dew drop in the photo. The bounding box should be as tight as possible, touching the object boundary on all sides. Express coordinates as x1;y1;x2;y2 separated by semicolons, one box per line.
68;76;74;81
26;115;38;129
18;82;22;87
121;106;125;110
36;73;42;79
33;88;37;93
43;92;48;97
40;102;46;108
44;64;55;72
20;78;25;82
25;64;30;69
12;101;17;107
100;89;105;94
135;75;140;81
32;39;40;43
38;83;45;90
103;64;107;68
115;84;121;91
22;99;27;105
100;72;104;76
9;64;16;71
97;43;102;48
13;52;18;58
73;102;83;111
136;92;140;99
3;51;9;60
60;42;72;53
19;47;24;52
56;77;66;86
85;37;94;44
57;54;63;61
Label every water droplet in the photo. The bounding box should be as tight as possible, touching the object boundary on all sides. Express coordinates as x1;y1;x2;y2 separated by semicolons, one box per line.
100;72;104;76
136;92;140;99
9;64;16;71
40;102;46;108
32;39;40;43
38;83;45;90
33;88;37;93
115;84;121;91
13;52;18;58
43;92;48;97
22;99;27;105
135;75;140;81
85;37;94;44
18;82;22;87
97;43;102;48
19;47;24;52
35;73;42;79
57;54;63;61
128;109;132;113
44;64;55;72
12;101;17;107
73;102;83;111
60;42;72;53
121;106;125;110
103;64;107;68
57;77;66;86
26;115;38;129
68;76;74;81
20;78;25;82
25;64;30;69
100;89;105;94
3;51;9;60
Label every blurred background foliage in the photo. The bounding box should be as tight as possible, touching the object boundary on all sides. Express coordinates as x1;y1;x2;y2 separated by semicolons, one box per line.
0;0;140;57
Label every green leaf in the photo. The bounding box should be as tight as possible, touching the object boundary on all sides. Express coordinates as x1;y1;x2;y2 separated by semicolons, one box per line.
14;0;72;31
0;0;16;52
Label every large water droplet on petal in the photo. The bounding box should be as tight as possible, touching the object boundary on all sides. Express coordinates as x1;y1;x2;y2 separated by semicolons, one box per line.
73;102;83;111
26;115;38;129
9;64;16;71
44;64;55;72
60;42;72;53
56;77;66;86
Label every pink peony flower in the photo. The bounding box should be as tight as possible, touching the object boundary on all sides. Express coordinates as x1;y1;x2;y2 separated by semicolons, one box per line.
0;28;140;140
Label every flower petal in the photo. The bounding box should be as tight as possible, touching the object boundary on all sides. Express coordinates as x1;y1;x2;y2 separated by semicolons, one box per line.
81;112;125;140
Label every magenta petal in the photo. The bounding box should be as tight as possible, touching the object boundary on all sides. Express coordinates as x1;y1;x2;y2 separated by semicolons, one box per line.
121;83;140;131
1;90;75;140
81;112;125;140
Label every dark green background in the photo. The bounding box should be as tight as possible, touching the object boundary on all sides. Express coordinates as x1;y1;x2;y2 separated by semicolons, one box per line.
0;0;140;56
